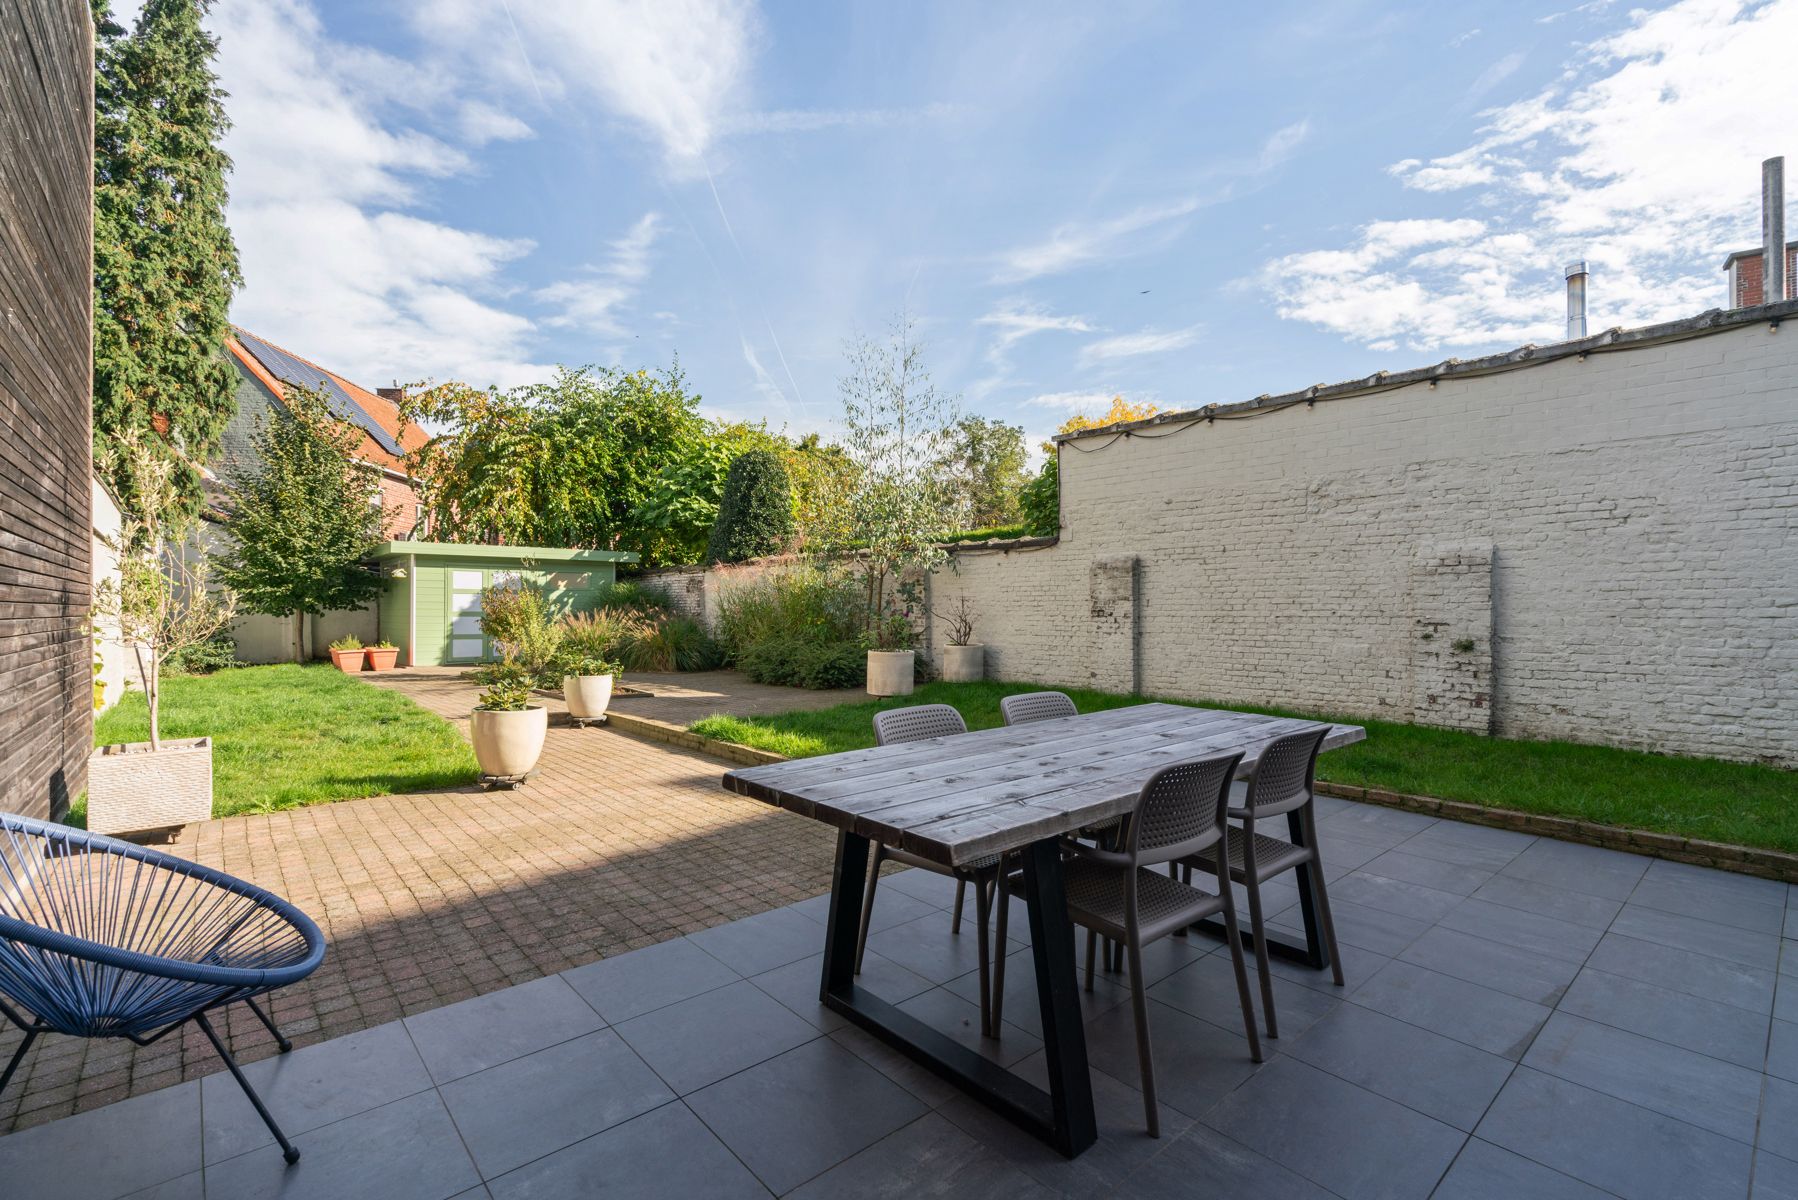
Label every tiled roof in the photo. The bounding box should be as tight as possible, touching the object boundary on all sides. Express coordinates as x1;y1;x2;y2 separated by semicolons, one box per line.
226;328;427;472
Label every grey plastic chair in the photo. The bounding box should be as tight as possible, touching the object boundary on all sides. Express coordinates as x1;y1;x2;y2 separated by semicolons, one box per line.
1181;725;1342;1038
999;691;1078;726
857;705;1007;1035
996;752;1261;1136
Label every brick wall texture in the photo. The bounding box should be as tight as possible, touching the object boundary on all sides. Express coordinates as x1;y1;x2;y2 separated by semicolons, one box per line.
0;2;93;820
929;319;1797;767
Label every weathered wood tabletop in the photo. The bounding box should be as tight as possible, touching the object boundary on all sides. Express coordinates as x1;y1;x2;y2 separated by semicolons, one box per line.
722;703;1366;867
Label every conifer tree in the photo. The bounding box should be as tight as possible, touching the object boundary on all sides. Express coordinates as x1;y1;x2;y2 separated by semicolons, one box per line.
92;0;242;517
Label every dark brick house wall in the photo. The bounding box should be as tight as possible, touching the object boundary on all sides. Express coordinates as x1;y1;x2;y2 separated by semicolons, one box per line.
0;2;94;820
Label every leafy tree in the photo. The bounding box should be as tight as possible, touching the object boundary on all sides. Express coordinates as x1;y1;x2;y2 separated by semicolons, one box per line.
217;385;384;661
633;420;789;563
1020;396;1161;538
707;450;795;563
787;433;860;548
937;415;1029;529
92;0;242;519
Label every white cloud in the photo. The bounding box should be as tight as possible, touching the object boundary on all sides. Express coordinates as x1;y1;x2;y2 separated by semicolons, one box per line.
213;0;549;389
1022;390;1122;412
723;102;962;135
1078;324;1203;364
1449;28;1483;47
457;101;534;146
1267;0;1797;351
994;119;1311;282
976;303;1096;349
536;214;664;335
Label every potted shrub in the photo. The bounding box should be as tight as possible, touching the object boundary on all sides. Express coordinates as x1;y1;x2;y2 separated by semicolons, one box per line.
866;609;916;697
469;671;548;783
328;635;364;673
89;434;237;836
364;640;400;671
937;597;984;683
561;654;621;726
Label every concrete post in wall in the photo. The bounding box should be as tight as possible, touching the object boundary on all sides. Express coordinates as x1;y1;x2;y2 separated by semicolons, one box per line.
1408;544;1495;732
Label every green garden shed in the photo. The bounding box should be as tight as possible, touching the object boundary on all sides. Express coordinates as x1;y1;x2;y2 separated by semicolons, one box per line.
370;542;639;667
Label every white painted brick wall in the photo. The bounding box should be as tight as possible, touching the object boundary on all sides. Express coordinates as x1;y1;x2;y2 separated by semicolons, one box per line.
933;321;1798;767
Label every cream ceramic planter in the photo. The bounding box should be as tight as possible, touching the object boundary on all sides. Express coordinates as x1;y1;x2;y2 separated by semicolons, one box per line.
87;737;213;835
866;650;915;697
940;644;985;683
470;706;548;780
563;674;615;722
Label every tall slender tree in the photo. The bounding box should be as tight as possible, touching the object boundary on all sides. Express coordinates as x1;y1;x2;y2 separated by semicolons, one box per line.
92;0;242;518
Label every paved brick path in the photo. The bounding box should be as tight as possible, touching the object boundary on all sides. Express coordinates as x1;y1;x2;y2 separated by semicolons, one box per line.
0;670;848;1133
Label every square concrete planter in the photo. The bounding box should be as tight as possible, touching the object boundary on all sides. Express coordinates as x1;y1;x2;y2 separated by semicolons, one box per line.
940;643;985;683
86;737;213;835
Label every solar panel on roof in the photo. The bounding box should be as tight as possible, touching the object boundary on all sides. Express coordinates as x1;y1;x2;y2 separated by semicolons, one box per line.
235;329;406;458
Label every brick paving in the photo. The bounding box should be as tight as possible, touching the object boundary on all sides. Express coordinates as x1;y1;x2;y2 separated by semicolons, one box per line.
0;669;850;1133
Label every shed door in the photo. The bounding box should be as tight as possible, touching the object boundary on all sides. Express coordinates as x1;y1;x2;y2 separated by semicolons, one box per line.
447;570;487;661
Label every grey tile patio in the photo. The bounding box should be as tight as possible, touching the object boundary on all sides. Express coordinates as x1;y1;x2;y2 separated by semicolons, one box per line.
562;936;740;1024
1431;1138;1617;1200
1558;966;1774;1070
1755;1149;1798;1200
1587;930;1779;1013
484;1102;769;1200
1467;871;1624;930
0;1081;200;1200
785;1112;1058;1199
403;975;606;1084
752;949;933;1032
1398;924;1581;1005
613;979;816;1094
1610;904;1785;970
1117;1123;1338;1199
1348;959;1550;1058
1499;837;1651;901
1148;950;1340;1041
685;904;834;976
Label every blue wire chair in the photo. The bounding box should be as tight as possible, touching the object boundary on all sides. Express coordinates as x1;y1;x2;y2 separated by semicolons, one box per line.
0;813;326;1163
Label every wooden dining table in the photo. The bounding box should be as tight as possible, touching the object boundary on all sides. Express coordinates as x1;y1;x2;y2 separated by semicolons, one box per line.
720;702;1366;1159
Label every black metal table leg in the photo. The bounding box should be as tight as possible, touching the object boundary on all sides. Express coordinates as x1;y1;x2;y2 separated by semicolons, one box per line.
1189;812;1331;969
818;830;1097;1159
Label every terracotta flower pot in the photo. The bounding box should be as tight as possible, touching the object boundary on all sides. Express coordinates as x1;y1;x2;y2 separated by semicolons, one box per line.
365;647;399;671
470;706;548;779
329;648;363;673
866;650;915;697
941;643;985;683
563;674;614;722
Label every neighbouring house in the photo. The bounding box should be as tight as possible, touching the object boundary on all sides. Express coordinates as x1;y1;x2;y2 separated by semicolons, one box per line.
201;329;433;662
1723;241;1798;307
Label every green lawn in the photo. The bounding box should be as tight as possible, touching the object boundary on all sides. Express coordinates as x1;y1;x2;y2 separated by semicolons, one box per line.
691;680;1798;855
90;664;479;819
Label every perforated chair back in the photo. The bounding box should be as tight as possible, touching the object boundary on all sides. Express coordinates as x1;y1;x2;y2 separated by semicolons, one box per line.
1126;752;1243;868
1241;727;1328;819
999;691;1078;726
873;703;968;746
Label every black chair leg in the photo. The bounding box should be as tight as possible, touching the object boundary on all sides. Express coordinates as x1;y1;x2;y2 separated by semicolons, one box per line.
194;1012;300;1165
0;1029;39;1095
244;996;293;1053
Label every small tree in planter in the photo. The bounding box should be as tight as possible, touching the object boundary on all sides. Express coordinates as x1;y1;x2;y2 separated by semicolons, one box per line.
218;384;384;662
90;433;237;833
832;319;960;696
469;671;547;784
936;596;984;682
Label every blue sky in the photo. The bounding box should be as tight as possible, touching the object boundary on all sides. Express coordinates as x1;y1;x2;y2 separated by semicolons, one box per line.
167;0;1795;450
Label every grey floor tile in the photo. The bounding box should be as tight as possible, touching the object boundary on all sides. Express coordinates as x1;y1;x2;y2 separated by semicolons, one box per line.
1202;1056;1465;1200
1436;896;1603;964
687;905;831;976
1079;998;1263;1119
1499;838;1649;902
1360;848;1493;896
439;1028;674;1179
1639;858;1789;908
1523;1013;1766;1144
685;1038;927;1195
202;1020;435;1163
1755;1150;1798;1200
827;1025;959;1108
1762;1078;1798;1153
1313;834;1396;875
121;1173;205;1200
951;945;1132;1038
614;978;818;1094
1149;950;1339;1042
1468;873;1623;930
786;1112;1057;1200
485;1102;769;1200
882;867;964;907
895;986;1041;1068
1628;876;1789;936
858;880;955;932
1349;959;1549;1059
1610;904;1784;970
1393;826;1530;873
1559;967;1773;1070
866;910;1021;984
1270;894;1433;958
1398;925;1581;1006
1769;1019;1798;1083
1587;932;1778;1014
405;975;605;1084
1262;936;1388;995
752;949;932;1033
1476;1067;1752;1200
204;1090;480;1200
1321;804;1440;843
1120;1123;1339;1199
562;936;739;1024
1431;1138;1617;1200
1401;818;1534;855
1330;871;1465;923
0;1080;201;1200
1285;1002;1512;1131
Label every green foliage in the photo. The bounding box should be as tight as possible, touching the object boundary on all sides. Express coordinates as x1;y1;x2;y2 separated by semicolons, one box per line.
618;615;722;672
937;524;1028;545
475;679;533;712
558;652;621;678
478;583;563;678
713;564;864;662
560;608;647;660
92;0;242;519
328;635;362;651
706;450;795;564
737;638;866;690
1018;456;1060;537
169;631;238;675
217;386;383;660
595;580;672;611
937;415;1029;530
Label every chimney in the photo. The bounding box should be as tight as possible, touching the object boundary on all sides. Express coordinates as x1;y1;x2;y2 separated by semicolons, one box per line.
377;385;407;404
1564;260;1588;340
1765;156;1788;304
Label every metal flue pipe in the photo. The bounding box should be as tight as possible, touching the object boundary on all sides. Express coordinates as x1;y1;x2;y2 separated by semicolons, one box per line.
1564;260;1589;340
1765;156;1788;304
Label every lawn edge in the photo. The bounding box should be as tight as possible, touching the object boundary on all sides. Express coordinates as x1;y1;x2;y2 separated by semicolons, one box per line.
638;716;1798;885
